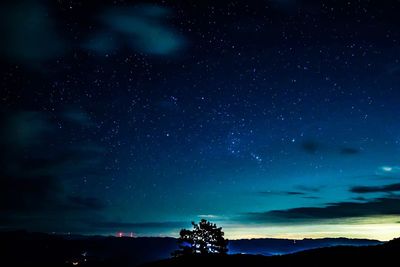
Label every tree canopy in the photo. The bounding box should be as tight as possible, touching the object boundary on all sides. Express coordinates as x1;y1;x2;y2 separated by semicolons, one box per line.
173;219;228;257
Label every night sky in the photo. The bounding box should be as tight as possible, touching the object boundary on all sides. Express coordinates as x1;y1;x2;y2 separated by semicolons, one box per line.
1;0;400;241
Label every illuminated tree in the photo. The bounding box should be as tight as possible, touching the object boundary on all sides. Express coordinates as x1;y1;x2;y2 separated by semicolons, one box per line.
173;219;228;257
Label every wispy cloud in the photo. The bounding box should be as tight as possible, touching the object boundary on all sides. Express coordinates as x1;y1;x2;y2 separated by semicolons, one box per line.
340;147;360;155
86;4;185;56
244;196;400;223
300;139;360;156
301;140;320;154
259;191;305;196
295;185;322;193
258;185;322;198
350;183;400;194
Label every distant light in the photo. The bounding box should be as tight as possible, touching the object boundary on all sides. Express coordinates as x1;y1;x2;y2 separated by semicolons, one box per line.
118;232;123;237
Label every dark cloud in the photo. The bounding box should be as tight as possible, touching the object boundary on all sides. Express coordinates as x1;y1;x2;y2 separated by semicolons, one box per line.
350;183;400;194
259;190;321;200
0;175;61;212
259;191;304;196
0;110;106;229
295;185;322;193
87;221;186;230
348;174;400;184
0;175;105;212
352;196;368;201
0;111;52;149
301;141;320;154
245;197;400;222
340;147;360;155
16;147;103;173
353;174;395;180
259;185;322;198
0;1;64;65
300;140;361;157
67;196;106;210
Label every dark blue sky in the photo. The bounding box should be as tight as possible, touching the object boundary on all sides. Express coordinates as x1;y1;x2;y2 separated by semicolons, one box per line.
1;0;400;240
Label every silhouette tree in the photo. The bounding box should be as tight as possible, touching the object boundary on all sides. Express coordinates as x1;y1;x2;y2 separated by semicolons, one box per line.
173;219;228;257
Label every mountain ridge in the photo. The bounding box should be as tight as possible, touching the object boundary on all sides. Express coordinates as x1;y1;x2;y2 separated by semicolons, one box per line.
142;238;400;267
0;231;384;266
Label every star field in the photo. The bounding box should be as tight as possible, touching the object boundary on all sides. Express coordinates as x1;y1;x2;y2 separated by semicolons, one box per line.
1;0;400;240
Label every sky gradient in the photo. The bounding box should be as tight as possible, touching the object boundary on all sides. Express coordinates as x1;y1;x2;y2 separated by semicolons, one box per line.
1;0;400;241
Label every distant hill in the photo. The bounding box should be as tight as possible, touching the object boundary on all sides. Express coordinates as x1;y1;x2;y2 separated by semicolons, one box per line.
142;238;400;267
0;231;385;267
228;237;381;255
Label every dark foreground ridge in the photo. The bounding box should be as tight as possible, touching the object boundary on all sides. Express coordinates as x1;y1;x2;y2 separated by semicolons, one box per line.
0;231;392;267
142;238;400;267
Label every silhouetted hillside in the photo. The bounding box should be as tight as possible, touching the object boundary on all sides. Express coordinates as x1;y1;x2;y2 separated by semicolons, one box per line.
142;238;400;267
0;231;387;267
1;231;177;267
